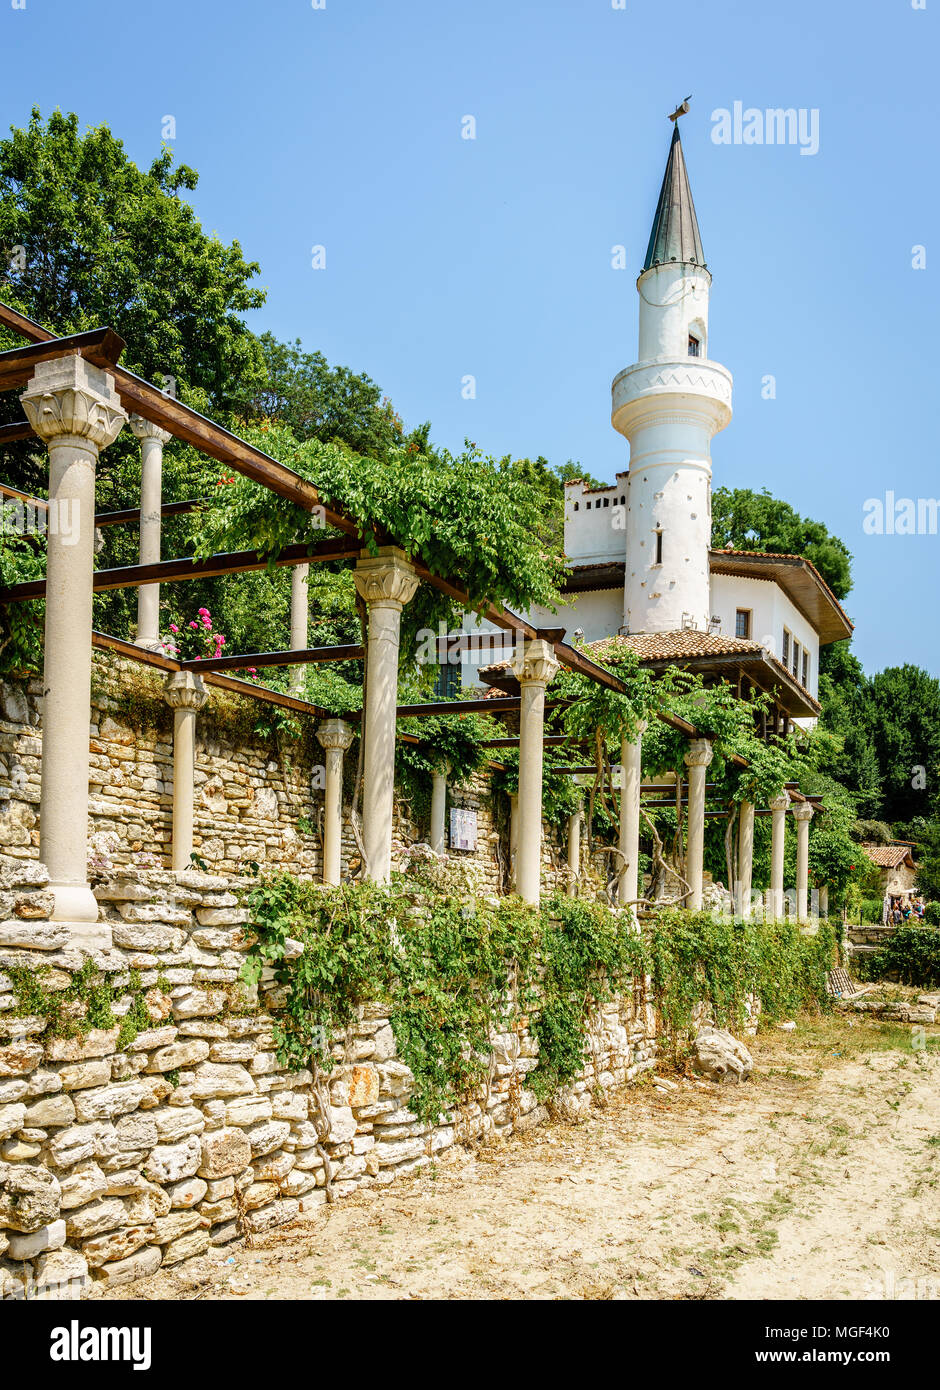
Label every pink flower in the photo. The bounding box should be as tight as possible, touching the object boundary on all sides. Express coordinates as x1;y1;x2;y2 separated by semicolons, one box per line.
169;624;179;634
198;608;210;618
189;621;198;630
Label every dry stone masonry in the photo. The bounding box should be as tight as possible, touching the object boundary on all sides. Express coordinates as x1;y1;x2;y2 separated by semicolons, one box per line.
0;857;658;1300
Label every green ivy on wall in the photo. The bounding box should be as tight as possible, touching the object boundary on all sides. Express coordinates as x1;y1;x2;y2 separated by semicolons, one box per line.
242;869;837;1125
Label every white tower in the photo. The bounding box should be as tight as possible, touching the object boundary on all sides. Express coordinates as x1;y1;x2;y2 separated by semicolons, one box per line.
611;122;732;635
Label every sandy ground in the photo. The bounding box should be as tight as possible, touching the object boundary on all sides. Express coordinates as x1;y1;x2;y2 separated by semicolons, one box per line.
96;1013;940;1302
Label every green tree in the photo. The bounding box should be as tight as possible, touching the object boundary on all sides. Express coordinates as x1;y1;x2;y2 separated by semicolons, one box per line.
914;819;940;901
0;109;271;646
864;666;940;823
245;333;423;460
0;108;266;425
815;642;883;818
711;486;853;600
507;456;604;553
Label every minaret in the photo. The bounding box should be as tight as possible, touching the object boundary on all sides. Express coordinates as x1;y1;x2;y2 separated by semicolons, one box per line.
611;119;732;635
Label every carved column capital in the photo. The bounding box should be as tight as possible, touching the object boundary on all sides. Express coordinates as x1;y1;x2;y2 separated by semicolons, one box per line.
769;791;791;813
21;356;127;451
317;718;354;752
129;413;172;446
684;737;714;770
510;638;560;688
791;801;814;823
163;670;208;712
353;546;419;610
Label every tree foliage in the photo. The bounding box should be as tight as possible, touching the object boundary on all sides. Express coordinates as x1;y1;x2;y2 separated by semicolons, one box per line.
711;486;853;600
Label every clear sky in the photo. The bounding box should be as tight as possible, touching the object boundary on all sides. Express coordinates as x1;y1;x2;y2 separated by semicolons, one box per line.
2;0;937;675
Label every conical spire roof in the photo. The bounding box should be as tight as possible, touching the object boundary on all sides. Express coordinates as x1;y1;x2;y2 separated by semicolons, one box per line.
643;124;705;272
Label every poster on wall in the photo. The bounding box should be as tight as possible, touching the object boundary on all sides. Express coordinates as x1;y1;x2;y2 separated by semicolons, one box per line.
449;807;478;852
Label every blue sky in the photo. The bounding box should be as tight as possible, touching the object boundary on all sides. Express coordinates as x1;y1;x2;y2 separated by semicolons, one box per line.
2;0;936;675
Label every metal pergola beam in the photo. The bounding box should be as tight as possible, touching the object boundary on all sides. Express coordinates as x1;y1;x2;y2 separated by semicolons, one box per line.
0;304;354;528
90;630;334;718
0;303;806;793
1;483;204;529
94;500;204;528
0;327;127;390
181;644;364;673
479;734;590;749
0;421;34;444
82;632;457;745
1;534;364;602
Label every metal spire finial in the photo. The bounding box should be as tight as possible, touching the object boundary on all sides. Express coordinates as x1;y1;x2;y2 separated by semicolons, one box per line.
668;95;692;123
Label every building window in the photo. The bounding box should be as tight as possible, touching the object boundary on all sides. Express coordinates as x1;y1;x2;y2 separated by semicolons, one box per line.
654;530;663;565
688;335;701;357
573;502;579;511
791;639;800;679
735;609;751;639
433;663;461;699
802;650;810;688
782;629;790;664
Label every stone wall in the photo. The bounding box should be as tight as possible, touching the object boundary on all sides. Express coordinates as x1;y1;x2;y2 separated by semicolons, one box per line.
0;655;521;887
0;858;657;1299
0;655;595;901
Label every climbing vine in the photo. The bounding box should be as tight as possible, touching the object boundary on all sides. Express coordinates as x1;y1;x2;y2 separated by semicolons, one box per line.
242;870;836;1125
190;425;568;663
0;961;169;1052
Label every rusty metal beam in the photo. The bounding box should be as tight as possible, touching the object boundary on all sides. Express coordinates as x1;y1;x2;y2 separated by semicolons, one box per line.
0;302;357;529
0;534;364;603
0;421;34;444
0;327;127;391
181;644;364;673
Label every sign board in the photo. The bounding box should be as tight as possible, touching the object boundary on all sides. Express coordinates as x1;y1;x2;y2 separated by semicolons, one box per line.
449;807;477;852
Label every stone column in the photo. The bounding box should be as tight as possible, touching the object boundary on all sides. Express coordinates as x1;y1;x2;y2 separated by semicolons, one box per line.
429;764;450;856
736;800;755;918
509;792;519;889
129;415;171;650
317;718;354;886
793;801;814;923
619;721;647;910
352;547;418;884
566;805;583;897
683;738;714;911
510;639;559;905
289;563;309;695
819;884;829;919
21;356;127;922
769;791;790;918
163;671;208;872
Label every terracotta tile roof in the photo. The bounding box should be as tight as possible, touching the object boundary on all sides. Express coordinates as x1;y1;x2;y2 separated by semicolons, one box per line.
861;843;917;870
586;631;765;663
477;628;820;716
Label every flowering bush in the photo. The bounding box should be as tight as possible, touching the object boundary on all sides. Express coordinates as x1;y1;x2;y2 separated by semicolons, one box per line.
162;606;227;663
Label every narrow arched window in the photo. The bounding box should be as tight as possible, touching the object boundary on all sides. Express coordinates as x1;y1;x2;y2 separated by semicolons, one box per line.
654;530;663;565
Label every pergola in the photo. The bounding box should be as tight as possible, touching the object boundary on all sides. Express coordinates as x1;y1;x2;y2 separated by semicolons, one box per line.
0;303;821;937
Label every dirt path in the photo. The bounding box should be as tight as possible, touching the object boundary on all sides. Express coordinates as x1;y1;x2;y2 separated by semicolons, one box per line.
96;1015;940;1302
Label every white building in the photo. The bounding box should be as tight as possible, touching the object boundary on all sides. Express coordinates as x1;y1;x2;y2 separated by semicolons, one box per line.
452;120;852;726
